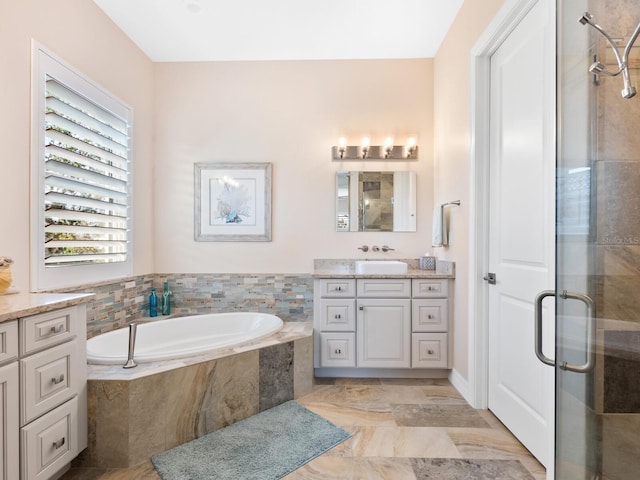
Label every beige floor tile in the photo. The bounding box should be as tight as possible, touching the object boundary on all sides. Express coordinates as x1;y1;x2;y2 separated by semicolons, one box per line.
344;385;428;405
303;402;397;427
349;426;462;458
283;456;356;479
352;457;417;480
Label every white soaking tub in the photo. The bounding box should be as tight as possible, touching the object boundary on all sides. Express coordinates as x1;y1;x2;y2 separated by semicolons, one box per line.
86;312;283;364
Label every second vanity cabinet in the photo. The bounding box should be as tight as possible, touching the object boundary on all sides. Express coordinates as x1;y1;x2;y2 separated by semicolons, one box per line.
0;299;88;480
314;276;451;373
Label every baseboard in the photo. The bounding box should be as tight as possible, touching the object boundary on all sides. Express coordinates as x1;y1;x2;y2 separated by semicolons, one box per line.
448;368;473;404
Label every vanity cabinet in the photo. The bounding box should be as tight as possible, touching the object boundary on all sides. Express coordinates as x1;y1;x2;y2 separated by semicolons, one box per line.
0;301;87;480
314;276;451;373
411;279;449;368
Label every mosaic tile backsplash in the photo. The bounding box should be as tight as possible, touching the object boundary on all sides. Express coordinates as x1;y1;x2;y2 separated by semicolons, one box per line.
57;273;314;338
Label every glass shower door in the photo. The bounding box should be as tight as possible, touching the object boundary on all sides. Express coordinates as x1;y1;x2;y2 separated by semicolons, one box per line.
555;1;640;479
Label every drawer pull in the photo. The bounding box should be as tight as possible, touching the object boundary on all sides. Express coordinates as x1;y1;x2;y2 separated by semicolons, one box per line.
335;286;342;291
53;437;66;449
359;306;364;311
50;324;65;334
428;314;434;319
51;374;65;385
335;314;342;319
427;349;435;355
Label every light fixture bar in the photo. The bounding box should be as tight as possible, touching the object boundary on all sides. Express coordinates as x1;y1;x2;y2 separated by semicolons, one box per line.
331;144;419;160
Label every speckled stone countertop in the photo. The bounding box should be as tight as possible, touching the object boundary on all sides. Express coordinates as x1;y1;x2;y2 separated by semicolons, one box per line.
0;292;95;323
312;258;455;279
87;320;313;381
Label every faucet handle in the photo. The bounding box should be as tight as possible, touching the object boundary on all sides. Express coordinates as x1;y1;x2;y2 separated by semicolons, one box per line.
357;245;369;252
381;245;395;252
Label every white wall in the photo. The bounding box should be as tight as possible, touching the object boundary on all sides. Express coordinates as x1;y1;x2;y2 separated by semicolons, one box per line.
434;0;506;381
153;60;435;274
1;0;155;292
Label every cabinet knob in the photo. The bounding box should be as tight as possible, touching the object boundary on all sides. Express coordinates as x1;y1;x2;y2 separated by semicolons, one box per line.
428;314;434;319
51;374;65;385
427;349;435;355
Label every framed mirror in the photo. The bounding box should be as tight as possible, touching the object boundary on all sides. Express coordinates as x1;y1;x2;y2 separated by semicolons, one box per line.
336;171;416;232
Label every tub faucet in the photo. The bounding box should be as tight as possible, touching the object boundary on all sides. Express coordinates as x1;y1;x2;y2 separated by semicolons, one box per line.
123;322;138;369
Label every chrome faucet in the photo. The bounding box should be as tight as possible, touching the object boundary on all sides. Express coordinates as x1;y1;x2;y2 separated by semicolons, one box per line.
381;245;395;252
357;245;369;252
123;322;138;369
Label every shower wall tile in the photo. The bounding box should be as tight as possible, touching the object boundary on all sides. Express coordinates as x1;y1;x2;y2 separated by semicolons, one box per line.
595;162;640;246
603;330;640;413
596;246;640;323
602;413;640;479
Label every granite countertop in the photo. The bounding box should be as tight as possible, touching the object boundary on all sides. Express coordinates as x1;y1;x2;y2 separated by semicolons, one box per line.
0;292;95;323
312;258;455;279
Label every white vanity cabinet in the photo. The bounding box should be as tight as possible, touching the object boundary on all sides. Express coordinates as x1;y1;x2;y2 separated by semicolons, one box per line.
0;300;88;480
314;275;451;373
19;305;87;480
314;279;357;367
411;279;450;368
0;321;19;480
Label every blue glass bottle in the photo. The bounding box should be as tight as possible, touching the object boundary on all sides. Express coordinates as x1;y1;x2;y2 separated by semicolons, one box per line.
162;281;171;316
149;288;158;317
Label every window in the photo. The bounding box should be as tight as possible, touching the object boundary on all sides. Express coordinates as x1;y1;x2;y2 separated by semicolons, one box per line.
31;45;132;291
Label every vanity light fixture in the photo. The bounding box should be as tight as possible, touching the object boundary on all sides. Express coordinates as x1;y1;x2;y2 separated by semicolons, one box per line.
383;137;394;158
360;137;370;159
331;136;419;160
337;137;347;159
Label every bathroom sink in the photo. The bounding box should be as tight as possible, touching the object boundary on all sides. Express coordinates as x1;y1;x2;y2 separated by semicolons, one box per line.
354;260;408;275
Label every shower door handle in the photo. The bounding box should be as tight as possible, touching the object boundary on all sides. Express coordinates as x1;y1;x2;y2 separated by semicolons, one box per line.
535;289;595;373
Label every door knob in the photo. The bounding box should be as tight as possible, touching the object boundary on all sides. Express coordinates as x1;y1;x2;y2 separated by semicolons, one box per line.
483;272;497;285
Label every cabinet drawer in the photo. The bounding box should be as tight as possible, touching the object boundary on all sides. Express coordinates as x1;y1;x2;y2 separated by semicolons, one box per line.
412;333;448;368
412;279;449;298
317;279;356;297
21;341;78;426
319;333;356;367
20;307;78;356
357;279;410;298
0;320;18;366
21;396;77;480
319;299;356;331
412;299;448;332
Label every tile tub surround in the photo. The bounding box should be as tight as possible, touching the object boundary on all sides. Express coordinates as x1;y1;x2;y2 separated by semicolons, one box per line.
76;322;313;468
54;273;313;339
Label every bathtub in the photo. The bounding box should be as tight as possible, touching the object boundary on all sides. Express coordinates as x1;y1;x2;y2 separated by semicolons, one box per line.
86;312;283;364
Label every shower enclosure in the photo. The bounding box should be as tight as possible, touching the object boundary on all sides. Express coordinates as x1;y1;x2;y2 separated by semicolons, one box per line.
555;1;640;478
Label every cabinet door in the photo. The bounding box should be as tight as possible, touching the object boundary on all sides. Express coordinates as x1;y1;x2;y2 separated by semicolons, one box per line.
412;299;448;332
0;362;19;480
357;299;411;368
319;299;356;331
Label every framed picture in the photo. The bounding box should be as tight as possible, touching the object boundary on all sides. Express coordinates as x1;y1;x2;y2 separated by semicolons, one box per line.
195;162;272;241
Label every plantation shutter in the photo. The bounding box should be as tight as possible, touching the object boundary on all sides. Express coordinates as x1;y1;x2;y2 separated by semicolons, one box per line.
43;77;130;266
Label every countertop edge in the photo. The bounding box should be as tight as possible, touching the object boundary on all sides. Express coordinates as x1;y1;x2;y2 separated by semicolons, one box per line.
0;292;95;323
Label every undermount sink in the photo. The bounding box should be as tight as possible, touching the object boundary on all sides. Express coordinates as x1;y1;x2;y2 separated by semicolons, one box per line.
354;260;408;275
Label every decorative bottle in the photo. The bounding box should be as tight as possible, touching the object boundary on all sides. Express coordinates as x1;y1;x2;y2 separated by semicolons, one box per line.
149;288;158;317
162;281;171;316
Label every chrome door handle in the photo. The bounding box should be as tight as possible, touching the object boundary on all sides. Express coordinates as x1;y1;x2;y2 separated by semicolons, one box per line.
535;289;595;373
535;290;556;367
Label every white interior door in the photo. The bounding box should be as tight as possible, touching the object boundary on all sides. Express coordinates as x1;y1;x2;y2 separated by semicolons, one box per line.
487;0;555;467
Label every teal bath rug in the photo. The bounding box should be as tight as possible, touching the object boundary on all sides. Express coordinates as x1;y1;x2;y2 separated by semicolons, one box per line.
151;400;351;479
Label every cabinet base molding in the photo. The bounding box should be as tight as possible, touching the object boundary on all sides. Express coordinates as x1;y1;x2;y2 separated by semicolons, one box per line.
314;367;450;379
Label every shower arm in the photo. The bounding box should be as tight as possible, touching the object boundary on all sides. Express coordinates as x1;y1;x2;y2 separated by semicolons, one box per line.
579;12;640;98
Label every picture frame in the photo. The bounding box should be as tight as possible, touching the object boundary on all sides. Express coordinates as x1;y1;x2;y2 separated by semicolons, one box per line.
194;162;272;242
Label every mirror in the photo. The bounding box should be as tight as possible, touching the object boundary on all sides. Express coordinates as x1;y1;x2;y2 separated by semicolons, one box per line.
336;171;416;232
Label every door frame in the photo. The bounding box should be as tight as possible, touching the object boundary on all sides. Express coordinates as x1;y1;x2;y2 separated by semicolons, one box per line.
466;0;555;475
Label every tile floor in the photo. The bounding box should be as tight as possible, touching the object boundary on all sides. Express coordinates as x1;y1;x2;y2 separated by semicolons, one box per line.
61;378;545;479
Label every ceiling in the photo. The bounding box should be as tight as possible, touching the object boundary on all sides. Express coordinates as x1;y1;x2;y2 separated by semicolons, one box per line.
92;0;464;62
